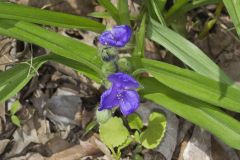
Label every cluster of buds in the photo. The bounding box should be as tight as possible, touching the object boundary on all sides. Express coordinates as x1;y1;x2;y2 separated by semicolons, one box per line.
98;25;133;76
97;25;140;116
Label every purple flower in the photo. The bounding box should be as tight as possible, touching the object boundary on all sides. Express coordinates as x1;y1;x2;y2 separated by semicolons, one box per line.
99;72;140;115
98;25;132;47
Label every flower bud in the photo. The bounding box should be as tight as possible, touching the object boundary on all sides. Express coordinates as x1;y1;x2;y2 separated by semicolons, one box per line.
101;62;117;77
117;58;132;73
98;46;118;62
96;109;112;124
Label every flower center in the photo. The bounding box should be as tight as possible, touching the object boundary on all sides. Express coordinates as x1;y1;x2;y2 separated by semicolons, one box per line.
116;93;124;102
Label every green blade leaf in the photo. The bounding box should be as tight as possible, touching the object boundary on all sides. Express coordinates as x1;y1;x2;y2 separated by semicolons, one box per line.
0;2;105;32
223;0;240;38
141;58;240;113
133;14;146;57
88;11;137;20
118;0;130;25
153;0;167;12
140;77;240;149
0;54;101;103
98;0;119;23
166;0;221;21
0;20;103;76
147;19;232;84
165;0;189;19
150;0;167;26
0;55;48;102
140;112;166;149
47;54;102;83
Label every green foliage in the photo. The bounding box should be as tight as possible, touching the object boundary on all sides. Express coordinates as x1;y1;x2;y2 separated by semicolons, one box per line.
140;112;166;149
0;2;105;32
10;100;21;127
96;109;112;123
153;0;167;12
98;0;119;23
99;117;130;148
147;0;167;26
140;77;240;149
134;131;141;143
147;19;232;84
10;100;21;115
133;154;144;160
165;0;221;22
165;0;189;20
11;115;21;127
141;58;240;113
127;113;143;131
118;0;130;25
133;14;146;57
83;120;98;137
101;62;117;77
0;55;47;102
0;54;101;103
98;0;130;25
117;58;132;73
0;20;103;77
223;0;240;38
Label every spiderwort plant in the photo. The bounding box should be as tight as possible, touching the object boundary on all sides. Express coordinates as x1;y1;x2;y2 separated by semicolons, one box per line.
0;2;240;159
97;25;144;159
97;25;140;115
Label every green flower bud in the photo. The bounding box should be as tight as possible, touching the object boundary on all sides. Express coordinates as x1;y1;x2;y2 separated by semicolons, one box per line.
117;58;132;73
101;62;117;77
96;109;112;124
98;46;119;62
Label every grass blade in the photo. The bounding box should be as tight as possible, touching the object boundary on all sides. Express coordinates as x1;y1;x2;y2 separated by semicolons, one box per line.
98;0;119;23
0;2;105;32
118;0;130;25
0;53;101;102
133;14;146;57
140;77;240;149
223;0;240;38
141;58;240;113
0;55;48;102
0;20;103;77
147;19;232;84
166;0;221;21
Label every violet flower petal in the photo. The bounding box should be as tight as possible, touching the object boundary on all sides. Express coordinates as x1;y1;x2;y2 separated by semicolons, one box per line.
108;72;139;89
119;90;140;115
98;25;132;47
98;86;119;111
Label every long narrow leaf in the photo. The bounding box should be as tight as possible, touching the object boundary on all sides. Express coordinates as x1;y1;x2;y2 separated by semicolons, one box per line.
0;55;48;102
133;14;146;57
150;0;167;26
0;20;103;77
0;2;105;32
0;54;102;102
118;0;130;25
140;77;240;149
48;54;102;83
98;0;119;23
223;0;240;38
141;58;240;113
166;0;221;21
147;19;232;84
